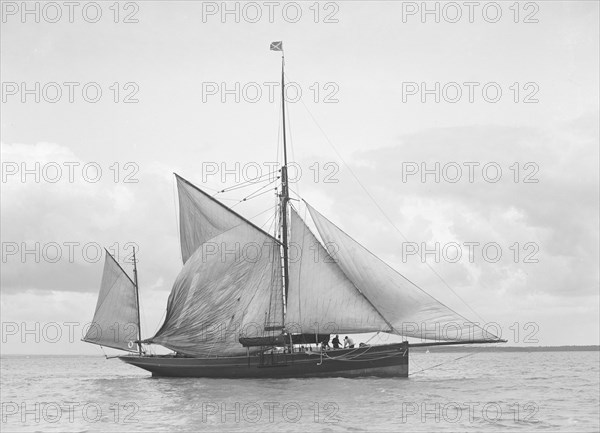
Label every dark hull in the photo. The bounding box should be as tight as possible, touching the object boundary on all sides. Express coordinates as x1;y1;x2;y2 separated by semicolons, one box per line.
119;342;409;378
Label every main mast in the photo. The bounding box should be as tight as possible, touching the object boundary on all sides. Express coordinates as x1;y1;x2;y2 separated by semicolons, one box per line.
279;47;290;318
132;247;142;355
270;42;290;323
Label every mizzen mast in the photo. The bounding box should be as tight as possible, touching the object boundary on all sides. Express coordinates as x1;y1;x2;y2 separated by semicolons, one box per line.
132;247;142;355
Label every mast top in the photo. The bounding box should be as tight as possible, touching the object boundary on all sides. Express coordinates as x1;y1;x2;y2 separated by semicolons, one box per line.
269;41;284;54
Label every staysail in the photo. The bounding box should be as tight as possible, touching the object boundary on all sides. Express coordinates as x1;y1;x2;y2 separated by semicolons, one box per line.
83;250;140;352
149;175;283;356
286;207;389;334
305;203;499;342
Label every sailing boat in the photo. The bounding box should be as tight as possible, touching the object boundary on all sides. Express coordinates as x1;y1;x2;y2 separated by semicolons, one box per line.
84;42;505;378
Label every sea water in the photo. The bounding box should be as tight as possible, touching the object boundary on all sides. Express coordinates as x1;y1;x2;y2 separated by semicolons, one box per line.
1;351;598;432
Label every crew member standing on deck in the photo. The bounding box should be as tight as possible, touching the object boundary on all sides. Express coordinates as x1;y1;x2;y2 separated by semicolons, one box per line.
344;336;355;348
331;335;341;349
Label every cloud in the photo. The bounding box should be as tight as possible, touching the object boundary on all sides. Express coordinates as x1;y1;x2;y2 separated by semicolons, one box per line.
1;142;181;294
294;114;599;310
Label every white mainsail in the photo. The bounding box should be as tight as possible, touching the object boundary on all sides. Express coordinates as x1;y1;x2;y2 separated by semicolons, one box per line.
83;250;140;352
306;203;499;342
286;207;389;334
149;176;283;356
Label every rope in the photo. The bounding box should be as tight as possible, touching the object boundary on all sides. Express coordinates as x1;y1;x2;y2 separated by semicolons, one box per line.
230;179;279;208
323;344;374;360
408;352;478;376
365;331;380;344
321;345;409;363
259;205;278;234
213;171;279;196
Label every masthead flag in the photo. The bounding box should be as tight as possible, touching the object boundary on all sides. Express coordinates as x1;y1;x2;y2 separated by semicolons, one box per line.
270;41;283;51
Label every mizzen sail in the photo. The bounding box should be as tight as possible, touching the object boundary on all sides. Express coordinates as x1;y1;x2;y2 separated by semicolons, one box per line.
306;203;499;342
83;250;140;352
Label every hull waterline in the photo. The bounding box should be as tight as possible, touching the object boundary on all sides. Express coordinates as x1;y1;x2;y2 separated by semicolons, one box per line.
119;342;409;378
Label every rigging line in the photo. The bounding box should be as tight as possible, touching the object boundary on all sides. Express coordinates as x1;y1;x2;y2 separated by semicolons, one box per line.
259;205;278;234
263;204;279;328
138;289;149;342
274;197;281;239
227;168;279;186
297;99;489;328
130;250;146;346
269;201;285;328
265;191;279;238
212;191;277;202
243;183;279;202
408;352;478;376
215;180;277;201
216;170;279;192
231;186;279;209
322;344;375;360
287;186;303;201
214;196;248;202
213;171;279;196
323;350;402;363
365;332;381;344
197;184;221;192
235;177;281;203
330;352;405;362
246;205;282;225
214;179;273;196
270;198;279;236
261;209;277;232
266;245;282;327
266;268;274;329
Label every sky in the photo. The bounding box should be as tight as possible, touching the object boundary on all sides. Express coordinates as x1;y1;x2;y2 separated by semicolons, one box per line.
1;1;598;354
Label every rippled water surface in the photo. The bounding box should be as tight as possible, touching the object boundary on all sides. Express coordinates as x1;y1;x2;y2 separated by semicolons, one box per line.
1;351;599;432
